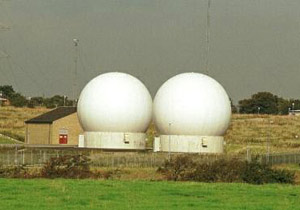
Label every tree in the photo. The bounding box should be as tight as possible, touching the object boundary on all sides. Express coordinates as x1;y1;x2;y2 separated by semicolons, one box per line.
277;98;290;115
0;85;15;99
0;85;76;108
290;99;300;110
239;92;279;114
287;99;300;114
27;97;46;108
10;93;27;107
43;95;73;108
230;98;238;113
0;85;28;107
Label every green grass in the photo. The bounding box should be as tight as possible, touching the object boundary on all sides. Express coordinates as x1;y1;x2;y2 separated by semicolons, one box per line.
0;179;299;210
0;136;16;144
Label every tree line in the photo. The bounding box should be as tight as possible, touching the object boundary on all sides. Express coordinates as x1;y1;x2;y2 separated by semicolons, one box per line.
0;85;75;108
236;92;299;115
0;85;298;114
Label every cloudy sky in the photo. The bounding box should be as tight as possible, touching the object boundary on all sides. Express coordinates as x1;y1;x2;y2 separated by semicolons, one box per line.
0;0;299;104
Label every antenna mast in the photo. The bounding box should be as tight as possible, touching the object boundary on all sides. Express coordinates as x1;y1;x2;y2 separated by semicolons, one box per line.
0;19;10;83
72;38;79;106
0;22;10;56
205;0;211;75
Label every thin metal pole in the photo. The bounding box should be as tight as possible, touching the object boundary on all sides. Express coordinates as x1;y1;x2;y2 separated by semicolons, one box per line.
168;123;172;161
22;151;25;165
205;0;211;75
266;120;273;164
72;39;79;106
246;146;251;162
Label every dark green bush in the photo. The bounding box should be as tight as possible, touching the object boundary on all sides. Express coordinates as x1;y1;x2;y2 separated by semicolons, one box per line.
40;155;98;179
0;164;31;178
0;155;120;179
158;155;196;181
193;158;245;183
158;155;295;184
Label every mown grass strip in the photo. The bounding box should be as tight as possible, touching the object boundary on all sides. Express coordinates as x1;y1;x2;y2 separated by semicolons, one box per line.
0;179;299;210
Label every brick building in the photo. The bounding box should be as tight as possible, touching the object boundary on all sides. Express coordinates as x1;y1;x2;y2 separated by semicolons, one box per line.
289;110;300;116
25;107;83;145
0;97;9;106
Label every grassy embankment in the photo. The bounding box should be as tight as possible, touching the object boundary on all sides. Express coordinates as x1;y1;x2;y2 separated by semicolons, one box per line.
0;136;16;144
1;106;300;154
0;106;49;144
225;114;300;154
0;179;299;210
148;114;300;154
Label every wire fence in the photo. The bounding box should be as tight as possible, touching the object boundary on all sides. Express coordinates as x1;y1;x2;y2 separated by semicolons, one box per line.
0;145;299;168
0;149;238;168
261;153;300;166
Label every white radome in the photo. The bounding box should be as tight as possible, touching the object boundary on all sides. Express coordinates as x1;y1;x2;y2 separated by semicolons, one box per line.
77;72;152;133
153;72;231;136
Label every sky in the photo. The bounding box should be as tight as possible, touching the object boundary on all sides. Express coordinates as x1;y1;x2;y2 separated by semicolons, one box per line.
0;0;299;104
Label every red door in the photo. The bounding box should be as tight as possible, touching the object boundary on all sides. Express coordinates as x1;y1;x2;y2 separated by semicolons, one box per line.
59;134;68;144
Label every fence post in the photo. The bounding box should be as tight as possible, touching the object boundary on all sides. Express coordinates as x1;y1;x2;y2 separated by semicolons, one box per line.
7;150;9;166
39;150;42;164
246;147;251;162
30;150;33;165
22;151;25;165
270;154;273;166
14;148;18;165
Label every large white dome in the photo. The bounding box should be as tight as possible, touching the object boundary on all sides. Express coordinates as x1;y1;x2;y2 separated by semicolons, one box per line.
77;72;152;132
153;73;231;136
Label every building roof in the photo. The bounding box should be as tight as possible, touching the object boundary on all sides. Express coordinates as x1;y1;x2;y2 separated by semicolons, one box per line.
289;110;300;113
25;107;77;124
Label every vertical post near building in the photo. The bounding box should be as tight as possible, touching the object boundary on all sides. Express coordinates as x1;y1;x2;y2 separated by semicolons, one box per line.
0;91;2;106
246;146;251;162
63;95;66;106
168;123;172;161
266;120;273;164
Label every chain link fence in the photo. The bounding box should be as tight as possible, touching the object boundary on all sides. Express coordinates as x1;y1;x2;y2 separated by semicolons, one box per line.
0;145;299;168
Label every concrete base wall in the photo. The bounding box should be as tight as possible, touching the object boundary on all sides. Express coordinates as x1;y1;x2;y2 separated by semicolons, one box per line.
83;132;146;150
154;135;224;153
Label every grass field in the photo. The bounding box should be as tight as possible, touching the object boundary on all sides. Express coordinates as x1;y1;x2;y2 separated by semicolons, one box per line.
0;106;49;141
225;114;300;154
0;136;16;144
0;179;299;210
1;106;300;154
